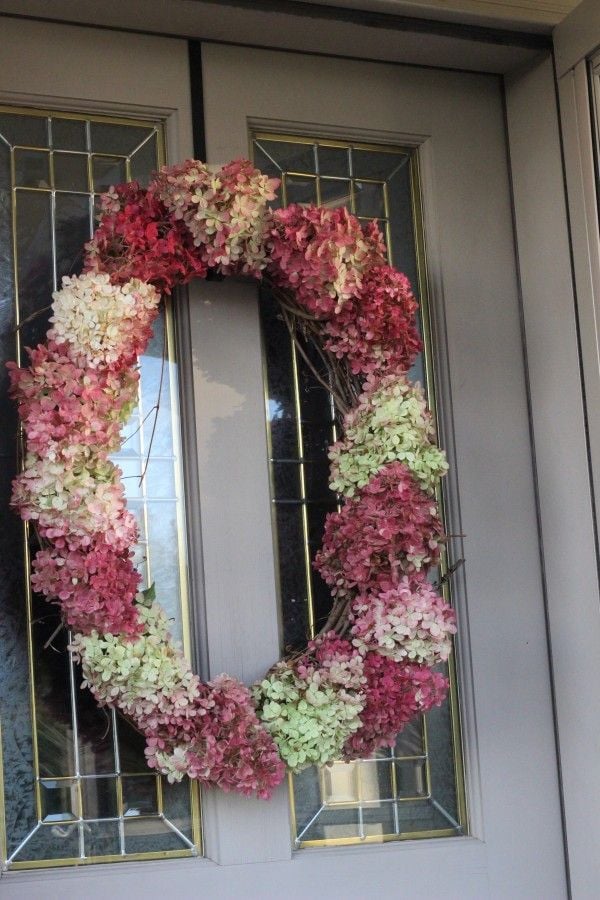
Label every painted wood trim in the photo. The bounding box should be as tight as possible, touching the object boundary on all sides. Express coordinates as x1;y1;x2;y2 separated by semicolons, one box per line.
554;0;600;78
505;54;600;898
0;0;546;75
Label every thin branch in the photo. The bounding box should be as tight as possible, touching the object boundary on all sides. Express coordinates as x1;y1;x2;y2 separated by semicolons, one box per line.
434;558;464;591
13;305;52;333
43;621;65;651
137;322;167;487
121;404;159;447
279;303;349;416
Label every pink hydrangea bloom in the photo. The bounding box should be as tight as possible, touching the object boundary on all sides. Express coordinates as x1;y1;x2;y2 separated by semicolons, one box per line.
7;342;139;461
349;574;456;666
296;631;365;691
343;653;448;759
84;181;208;293
266;206;385;317
151;158;278;276
170;675;286;798
12;454;138;553
314;461;443;597
31;541;142;635
323;265;422;377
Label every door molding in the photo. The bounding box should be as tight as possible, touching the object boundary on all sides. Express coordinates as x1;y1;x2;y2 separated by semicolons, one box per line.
506;53;600;898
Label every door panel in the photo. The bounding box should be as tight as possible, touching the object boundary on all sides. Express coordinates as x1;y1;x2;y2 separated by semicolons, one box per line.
198;43;566;897
0;18;566;899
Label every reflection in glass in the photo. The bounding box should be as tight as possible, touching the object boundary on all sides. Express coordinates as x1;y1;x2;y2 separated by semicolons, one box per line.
92;155;127;192
255;135;465;847
53;152;89;193
0;107;199;868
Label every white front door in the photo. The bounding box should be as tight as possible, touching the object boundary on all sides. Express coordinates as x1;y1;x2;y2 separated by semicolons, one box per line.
0;19;566;900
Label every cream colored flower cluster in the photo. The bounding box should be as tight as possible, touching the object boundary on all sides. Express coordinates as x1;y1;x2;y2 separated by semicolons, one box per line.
48;273;160;368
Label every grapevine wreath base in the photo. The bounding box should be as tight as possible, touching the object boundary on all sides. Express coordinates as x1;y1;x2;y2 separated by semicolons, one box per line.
9;158;456;799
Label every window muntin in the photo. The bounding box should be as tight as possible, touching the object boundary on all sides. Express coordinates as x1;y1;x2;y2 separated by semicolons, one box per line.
254;134;466;846
0;107;201;868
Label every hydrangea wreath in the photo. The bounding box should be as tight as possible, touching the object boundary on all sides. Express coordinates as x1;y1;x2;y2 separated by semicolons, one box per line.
8;158;456;800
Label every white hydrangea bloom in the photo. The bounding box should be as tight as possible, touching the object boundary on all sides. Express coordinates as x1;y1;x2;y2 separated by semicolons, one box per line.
49;273;160;367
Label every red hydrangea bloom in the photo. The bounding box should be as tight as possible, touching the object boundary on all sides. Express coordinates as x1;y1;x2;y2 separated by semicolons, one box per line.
84;181;207;293
266;205;385;317
324;265;422;377
31;540;142;635
146;675;286;799
314;462;443;597
295;631;365;690
7;342;139;460
343;653;448;759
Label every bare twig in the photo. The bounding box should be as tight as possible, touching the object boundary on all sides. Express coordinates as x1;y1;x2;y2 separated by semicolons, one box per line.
13;305;52;333
43;621;65;651
137;323;167;487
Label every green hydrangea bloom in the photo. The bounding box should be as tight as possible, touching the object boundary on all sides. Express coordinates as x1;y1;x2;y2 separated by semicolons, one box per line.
71;601;201;719
252;661;364;772
329;374;448;497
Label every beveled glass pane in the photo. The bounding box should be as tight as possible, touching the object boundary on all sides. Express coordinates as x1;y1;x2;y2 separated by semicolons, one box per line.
130;131;159;186
272;461;302;501
0;113;47;148
90;122;154;156
15;190;53;348
40;779;80;822
257;139;316;174
50;117;87;152
285;173;317;205
162;779;194;842
92;155;127;192
394;760;428;798
317;145;349;177
84;820;121;858
275;504;310;649
115;718;148;774
395;718;425;756
354;180;386;218
0;141;10;191
76;688;117;776
53;152;89;192
0;183;16;462
146;503;182;639
14;149;50;189
252;141;282;178
81;777;119;819
32;604;76;778
124;818;187;854
12;823;80;863
319;177;352;209
351;148;409;180
122;776;159;817
55;192;91;281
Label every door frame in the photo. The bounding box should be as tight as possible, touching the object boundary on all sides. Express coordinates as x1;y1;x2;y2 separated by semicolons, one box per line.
548;3;600;895
0;9;594;898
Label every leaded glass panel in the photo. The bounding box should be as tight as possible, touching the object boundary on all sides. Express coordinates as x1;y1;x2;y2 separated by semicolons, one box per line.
0;107;200;869
254;134;466;847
